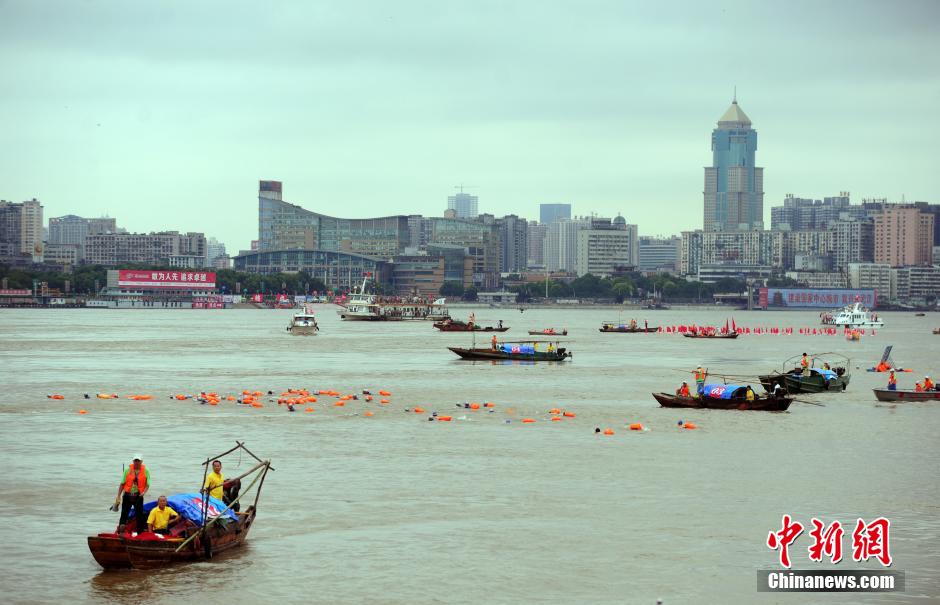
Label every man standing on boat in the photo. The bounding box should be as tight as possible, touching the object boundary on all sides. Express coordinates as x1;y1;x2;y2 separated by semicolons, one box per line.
115;454;149;534
491;334;498;351
203;460;225;501
693;366;707;396
801;353;811;376
887;370;897;391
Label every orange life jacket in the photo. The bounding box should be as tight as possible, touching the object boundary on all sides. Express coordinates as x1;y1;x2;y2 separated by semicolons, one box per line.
801;357;809;368
926;380;935;390
679;385;690;397
694;370;706;382
915;384;924;392
123;463;148;493
888;374;896;385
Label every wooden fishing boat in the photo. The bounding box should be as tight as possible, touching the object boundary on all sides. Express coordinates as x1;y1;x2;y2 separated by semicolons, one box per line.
682;332;739;339
933;328;940;335
759;353;850;394
434;319;508;332
873;388;940;402
88;442;273;571
653;384;791;411
528;328;567;336
599;323;659;333
448;340;571;361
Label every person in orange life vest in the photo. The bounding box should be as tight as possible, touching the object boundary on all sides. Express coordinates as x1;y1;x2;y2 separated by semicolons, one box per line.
924;376;935;391
801;353;810;376
491;334;497;351
676;381;691;397
914;382;924;393
887;370;897;391
693;366;707;396
116;454;150;534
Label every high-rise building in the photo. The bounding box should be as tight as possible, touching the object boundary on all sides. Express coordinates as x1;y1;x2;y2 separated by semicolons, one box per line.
496;215;528;273
206;237;227;266
0;199;44;264
830;220;874;271
48;215;117;245
873;205;935;267
526;221;547;268
446;191;478;219
544;218;589;273
540;203;571;225
428;217;501;288
638;236;681;273
84;231;206;266
703;99;764;231
680;229;783;276
770;193;863;231
575;216;638;277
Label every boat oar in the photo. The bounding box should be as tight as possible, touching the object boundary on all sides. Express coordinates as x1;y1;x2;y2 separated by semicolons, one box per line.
792;398;825;407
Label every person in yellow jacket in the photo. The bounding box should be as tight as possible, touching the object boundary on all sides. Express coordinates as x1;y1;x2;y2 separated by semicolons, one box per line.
203;459;225;500
147;495;180;534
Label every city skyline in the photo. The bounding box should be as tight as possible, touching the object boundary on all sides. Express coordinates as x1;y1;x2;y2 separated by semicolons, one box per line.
2;1;939;251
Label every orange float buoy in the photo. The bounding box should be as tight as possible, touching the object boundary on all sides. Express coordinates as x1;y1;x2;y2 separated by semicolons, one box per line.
227;396;235;401
413;407;425;413
563;411;576;418
603;428;615;435
365;395;373;402
334;401;345;407
209;401;218;406
469;402;480;410
380;398;390;404
251;402;264;408
175;394;188;400
548;407;561;414
364;411;374;417
437;415;452;421
304;407;314;412
253;391;262;397
683;422;698;430
78;409;88;414
48;394;65;400
550;416;563;422
522;418;536;423
484;402;495;407
379;390;391;396
629;423;644;431
242;390;251;395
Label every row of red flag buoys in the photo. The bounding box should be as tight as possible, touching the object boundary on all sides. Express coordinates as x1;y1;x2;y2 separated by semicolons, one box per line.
656;325;875;336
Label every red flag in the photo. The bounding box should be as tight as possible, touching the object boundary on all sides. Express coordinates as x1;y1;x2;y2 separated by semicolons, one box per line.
724;319;729;333
732;317;737;331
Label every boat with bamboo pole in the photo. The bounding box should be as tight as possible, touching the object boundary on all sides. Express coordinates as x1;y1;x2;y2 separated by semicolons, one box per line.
448;337;571;361
758;353;851;394
87;441;273;570
652;384;791;411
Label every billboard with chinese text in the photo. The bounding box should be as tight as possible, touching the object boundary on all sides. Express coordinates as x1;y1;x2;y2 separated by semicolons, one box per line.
118;270;216;290
759;287;877;309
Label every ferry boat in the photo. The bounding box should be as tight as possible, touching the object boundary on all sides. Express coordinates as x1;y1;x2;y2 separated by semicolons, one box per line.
820;302;884;328
287;305;319;335
337;276;450;321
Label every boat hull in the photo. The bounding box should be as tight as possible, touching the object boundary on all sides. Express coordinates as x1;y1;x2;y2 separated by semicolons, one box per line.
528;330;567;336
89;507;257;571
599;327;659;333
873;388;940;402
682;333;739;339
652;392;791;411
288;325;318;335
448;347;570;361
434;323;509;332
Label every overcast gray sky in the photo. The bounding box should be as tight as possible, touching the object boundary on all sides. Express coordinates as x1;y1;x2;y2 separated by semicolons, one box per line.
1;0;938;251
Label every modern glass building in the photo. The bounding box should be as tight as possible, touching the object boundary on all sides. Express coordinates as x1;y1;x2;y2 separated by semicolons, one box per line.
429;217;500;288
704;100;764;232
540;203;571;225
446;192;478;219
233;249;390;291
258;181;410;257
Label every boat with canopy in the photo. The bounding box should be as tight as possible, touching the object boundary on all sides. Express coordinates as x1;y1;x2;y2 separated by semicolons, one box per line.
448;339;571;361
87;441;273;570
758;353;851;394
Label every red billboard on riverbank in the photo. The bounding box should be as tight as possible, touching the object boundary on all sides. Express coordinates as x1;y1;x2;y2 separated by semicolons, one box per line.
759;287;876;309
117;270;216;289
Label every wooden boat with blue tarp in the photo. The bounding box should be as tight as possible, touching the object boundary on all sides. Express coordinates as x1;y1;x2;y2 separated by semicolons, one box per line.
449;339;571;361
87;442;273;570
652;384;791;411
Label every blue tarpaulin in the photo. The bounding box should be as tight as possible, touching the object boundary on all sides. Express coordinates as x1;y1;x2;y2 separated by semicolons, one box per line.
130;492;237;525
703;384;747;399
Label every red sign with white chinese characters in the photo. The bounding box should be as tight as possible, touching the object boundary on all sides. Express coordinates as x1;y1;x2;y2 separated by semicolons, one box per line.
118;270;216;289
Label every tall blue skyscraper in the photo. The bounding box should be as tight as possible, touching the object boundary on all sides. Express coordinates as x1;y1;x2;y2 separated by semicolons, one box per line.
540;203;571;225
704;99;764;231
